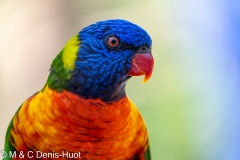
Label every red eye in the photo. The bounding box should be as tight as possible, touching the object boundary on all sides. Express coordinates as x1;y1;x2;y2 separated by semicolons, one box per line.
108;36;119;48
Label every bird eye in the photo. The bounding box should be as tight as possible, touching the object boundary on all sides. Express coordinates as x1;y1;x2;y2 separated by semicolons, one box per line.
107;36;119;48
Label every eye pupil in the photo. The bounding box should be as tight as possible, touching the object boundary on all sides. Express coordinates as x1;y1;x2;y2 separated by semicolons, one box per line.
107;36;119;48
111;39;116;44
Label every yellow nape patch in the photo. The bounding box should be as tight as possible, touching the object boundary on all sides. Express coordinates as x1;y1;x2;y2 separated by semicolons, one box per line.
62;35;80;72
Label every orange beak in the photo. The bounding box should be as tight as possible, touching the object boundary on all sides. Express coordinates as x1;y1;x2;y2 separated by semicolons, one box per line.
128;48;154;84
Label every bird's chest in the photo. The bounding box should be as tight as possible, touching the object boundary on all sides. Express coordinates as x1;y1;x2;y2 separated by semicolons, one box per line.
51;91;147;159
15;90;147;159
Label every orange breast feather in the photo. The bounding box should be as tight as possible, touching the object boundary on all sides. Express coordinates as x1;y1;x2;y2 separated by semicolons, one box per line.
11;86;148;159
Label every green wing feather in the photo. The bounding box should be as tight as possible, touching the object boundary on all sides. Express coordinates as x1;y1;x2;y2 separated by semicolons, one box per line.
4;117;17;160
3;94;36;160
144;145;151;160
133;142;151;160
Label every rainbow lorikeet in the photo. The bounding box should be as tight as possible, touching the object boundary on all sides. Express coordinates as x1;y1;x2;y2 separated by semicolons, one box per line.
4;19;154;160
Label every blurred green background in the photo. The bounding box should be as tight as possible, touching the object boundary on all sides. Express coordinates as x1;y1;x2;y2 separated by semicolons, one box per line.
1;0;240;160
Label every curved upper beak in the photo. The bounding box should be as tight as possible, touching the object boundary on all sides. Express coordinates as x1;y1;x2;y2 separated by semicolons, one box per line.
128;46;154;84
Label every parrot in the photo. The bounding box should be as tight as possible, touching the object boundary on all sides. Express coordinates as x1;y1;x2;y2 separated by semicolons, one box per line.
4;19;154;160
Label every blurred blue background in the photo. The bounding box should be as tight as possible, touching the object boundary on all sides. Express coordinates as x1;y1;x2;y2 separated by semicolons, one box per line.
0;0;239;159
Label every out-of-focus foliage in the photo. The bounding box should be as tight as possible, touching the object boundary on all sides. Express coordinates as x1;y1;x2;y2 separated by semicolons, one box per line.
0;0;239;159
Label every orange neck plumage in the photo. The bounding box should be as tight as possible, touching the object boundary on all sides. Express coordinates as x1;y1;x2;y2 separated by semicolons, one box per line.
11;86;148;159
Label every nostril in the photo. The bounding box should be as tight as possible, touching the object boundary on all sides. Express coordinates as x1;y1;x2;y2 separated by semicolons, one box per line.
137;46;151;53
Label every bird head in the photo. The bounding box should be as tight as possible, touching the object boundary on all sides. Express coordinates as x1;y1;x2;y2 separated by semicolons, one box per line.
47;19;154;102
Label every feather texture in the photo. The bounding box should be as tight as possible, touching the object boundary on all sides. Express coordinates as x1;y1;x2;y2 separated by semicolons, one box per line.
6;86;149;159
4;19;153;160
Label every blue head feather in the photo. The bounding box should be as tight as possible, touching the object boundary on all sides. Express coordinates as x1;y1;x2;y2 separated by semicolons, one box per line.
68;19;152;102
